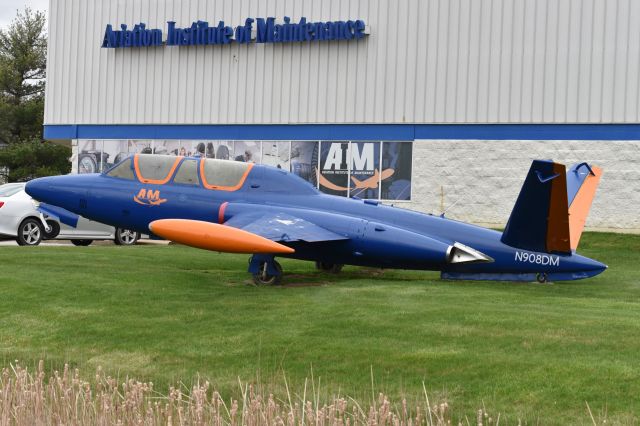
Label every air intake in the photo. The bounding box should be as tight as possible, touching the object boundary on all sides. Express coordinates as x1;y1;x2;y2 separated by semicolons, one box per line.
446;242;493;264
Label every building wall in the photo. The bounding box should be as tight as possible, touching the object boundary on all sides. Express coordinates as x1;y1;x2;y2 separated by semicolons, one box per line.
47;0;640;231
68;138;640;230
46;0;640;126
412;140;640;231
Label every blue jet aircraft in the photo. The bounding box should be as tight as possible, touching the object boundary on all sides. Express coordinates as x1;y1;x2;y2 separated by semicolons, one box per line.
25;154;606;285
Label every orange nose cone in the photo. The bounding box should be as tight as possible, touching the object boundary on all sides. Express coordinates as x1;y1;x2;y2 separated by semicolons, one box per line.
149;219;295;254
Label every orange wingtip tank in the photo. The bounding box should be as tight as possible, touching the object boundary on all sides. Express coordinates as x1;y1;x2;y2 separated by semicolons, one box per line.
149;219;295;254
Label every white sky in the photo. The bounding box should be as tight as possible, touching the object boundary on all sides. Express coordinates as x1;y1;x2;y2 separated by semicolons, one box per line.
0;0;48;31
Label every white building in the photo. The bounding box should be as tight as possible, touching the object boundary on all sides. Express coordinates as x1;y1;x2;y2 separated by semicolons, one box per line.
45;0;640;231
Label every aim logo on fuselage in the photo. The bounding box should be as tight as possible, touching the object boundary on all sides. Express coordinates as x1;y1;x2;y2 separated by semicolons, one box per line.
134;188;167;206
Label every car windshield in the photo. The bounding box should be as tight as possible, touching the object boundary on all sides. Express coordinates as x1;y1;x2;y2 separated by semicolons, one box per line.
201;158;251;189
0;183;25;197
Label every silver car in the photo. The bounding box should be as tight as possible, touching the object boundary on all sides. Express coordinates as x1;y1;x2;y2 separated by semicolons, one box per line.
0;183;140;246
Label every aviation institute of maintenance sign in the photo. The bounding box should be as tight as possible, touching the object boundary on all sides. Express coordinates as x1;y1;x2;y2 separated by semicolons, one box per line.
102;16;368;48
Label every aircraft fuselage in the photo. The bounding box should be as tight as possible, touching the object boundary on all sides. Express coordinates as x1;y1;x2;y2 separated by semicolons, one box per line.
25;158;606;283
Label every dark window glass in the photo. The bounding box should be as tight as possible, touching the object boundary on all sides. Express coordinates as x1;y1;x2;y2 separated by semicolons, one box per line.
381;142;412;201
349;142;381;200
291;141;319;188
318;141;349;196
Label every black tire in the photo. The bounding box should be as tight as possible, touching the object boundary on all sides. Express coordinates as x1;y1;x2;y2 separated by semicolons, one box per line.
315;262;344;274
43;220;60;240
252;260;283;286
114;228;140;245
536;273;548;284
16;218;43;246
71;240;93;246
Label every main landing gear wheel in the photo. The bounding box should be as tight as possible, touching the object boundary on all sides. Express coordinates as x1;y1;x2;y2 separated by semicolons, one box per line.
315;262;344;274
16;218;43;246
252;260;283;286
536;273;548;284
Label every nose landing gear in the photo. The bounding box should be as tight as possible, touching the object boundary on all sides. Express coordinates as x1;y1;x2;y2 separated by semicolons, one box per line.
249;255;283;286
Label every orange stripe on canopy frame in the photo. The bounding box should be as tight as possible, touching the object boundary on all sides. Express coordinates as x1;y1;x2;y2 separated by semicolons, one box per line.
200;160;254;191
134;155;183;185
149;219;295;254
568;166;602;250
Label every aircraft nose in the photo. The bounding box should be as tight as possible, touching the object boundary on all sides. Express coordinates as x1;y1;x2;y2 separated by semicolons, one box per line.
25;176;57;204
25;174;91;214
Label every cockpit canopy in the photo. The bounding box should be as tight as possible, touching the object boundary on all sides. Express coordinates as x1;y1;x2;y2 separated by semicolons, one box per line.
136;155;180;184
105;154;253;191
201;158;252;190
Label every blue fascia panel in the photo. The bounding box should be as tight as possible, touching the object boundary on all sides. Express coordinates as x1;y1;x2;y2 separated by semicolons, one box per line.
413;123;640;140
44;123;640;141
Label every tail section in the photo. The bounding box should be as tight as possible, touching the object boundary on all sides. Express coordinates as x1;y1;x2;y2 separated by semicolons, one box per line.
501;160;602;254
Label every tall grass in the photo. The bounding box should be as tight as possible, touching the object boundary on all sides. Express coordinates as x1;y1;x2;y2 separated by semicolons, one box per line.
0;360;511;426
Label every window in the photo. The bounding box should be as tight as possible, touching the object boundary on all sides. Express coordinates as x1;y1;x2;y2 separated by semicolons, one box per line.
135;154;181;184
349;141;381;199
78;140;105;174
84;140;414;200
105;157;135;180
0;183;24;197
201;158;251;190
296;141;412;200
262;141;291;171
381;142;412;201
173;159;199;185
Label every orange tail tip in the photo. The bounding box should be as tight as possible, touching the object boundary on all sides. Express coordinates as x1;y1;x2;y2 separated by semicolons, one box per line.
569;166;603;250
149;219;295;254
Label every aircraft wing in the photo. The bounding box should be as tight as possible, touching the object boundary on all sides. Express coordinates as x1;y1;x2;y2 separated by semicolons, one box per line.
149;213;347;255
224;213;349;243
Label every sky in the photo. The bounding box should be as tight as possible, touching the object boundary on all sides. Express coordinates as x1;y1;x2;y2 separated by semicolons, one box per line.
0;0;48;31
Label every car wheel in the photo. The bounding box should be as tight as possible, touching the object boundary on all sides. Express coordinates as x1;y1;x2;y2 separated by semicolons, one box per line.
114;228;140;245
43;220;60;239
71;240;93;246
16;218;43;246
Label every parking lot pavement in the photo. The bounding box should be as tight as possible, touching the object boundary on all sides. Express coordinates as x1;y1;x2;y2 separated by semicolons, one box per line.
0;240;169;247
0;240;75;246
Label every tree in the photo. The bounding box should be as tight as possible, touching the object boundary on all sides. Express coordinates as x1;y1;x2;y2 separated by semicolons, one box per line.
0;8;47;145
0;139;70;182
0;8;59;183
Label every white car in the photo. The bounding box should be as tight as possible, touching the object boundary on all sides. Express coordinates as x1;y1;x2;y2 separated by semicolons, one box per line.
0;183;140;246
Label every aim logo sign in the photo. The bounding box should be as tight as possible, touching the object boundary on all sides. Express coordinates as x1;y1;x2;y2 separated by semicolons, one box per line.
134;189;167;206
319;143;394;191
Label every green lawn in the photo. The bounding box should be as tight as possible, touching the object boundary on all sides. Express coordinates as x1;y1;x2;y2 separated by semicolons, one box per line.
0;233;638;423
